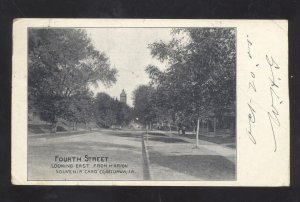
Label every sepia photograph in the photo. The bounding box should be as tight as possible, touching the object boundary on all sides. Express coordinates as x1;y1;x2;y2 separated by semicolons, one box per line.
27;27;236;181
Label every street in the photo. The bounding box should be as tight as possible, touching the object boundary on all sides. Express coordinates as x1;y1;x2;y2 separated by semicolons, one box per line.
28;130;145;180
28;130;235;181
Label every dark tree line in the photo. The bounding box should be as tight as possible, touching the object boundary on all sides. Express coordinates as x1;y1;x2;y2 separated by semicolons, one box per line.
28;29;118;133
133;28;236;132
94;93;133;128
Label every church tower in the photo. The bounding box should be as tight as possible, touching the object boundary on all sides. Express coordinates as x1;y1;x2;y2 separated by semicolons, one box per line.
120;89;127;104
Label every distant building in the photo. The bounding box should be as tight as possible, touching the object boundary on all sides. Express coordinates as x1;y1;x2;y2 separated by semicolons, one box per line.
120;89;127;104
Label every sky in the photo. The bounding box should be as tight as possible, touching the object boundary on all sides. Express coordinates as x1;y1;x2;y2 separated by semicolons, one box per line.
85;28;172;107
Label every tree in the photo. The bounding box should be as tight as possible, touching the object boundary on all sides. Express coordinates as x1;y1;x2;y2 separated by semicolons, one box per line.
28;29;117;132
115;101;133;126
146;28;236;132
65;90;95;130
94;93;133;128
93;93;115;128
132;85;157;128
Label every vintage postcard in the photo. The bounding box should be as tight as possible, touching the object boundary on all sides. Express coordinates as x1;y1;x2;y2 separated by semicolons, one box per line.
11;19;289;186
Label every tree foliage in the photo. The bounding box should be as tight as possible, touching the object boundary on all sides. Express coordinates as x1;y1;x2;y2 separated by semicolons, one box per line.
132;85;157;125
146;28;236;127
28;29;117;132
94;93;133;127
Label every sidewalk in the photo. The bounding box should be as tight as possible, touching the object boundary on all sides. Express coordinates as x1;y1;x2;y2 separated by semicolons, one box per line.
172;134;236;163
144;132;236;180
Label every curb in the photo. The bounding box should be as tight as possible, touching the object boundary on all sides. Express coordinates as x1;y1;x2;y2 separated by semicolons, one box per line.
141;133;151;180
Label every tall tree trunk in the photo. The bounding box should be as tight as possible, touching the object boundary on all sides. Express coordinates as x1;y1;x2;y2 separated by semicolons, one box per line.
213;117;216;136
196;118;200;147
207;119;209;133
193;121;196;133
50;115;57;133
51;122;57;133
146;124;149;143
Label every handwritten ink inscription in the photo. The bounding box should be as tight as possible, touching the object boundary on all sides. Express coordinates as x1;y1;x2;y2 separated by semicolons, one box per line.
245;35;283;152
246;35;258;144
266;55;282;152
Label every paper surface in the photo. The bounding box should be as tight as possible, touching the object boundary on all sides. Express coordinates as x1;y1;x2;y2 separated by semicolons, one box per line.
11;19;289;186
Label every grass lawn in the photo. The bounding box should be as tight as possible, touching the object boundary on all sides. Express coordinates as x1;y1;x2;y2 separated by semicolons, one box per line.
226;144;236;149
148;136;189;143
29;129;95;139
148;132;169;137
180;133;235;145
149;152;235;180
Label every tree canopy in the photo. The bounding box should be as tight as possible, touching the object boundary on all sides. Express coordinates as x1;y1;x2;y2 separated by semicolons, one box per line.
144;28;236;127
132;85;157;125
28;29;118;132
94;92;133;128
